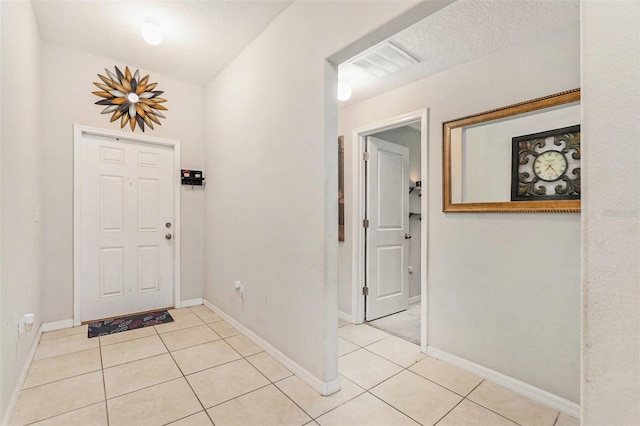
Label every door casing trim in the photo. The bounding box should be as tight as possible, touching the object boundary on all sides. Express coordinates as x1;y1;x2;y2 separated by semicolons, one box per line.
350;109;428;352
73;124;181;326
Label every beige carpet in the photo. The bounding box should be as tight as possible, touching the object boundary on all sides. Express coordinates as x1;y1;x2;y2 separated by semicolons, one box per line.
367;301;420;344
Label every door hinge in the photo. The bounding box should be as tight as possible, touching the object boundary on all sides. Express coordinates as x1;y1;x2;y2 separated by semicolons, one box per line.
363;152;370;161
362;287;369;296
362;219;369;228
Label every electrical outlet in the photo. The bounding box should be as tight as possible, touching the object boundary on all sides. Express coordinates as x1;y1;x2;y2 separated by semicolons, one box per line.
17;319;25;335
234;281;245;299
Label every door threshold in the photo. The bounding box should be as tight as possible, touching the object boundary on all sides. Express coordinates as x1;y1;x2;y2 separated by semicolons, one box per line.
82;306;174;325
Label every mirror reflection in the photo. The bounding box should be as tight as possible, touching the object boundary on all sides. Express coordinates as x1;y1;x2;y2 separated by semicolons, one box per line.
450;103;580;203
443;89;581;213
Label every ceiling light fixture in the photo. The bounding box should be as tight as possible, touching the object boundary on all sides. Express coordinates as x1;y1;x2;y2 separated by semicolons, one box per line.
142;17;162;46
337;80;352;101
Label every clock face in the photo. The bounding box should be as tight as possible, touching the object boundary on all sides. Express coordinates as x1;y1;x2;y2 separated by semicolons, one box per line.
511;125;581;201
532;150;568;181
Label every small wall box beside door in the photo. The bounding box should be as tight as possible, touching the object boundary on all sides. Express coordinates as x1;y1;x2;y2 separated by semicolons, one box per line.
181;169;204;186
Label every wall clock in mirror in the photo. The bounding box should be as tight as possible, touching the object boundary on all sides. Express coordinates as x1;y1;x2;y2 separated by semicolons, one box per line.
511;125;581;201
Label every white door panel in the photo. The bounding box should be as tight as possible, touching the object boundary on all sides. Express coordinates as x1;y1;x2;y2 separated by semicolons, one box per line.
366;137;410;320
377;152;404;228
80;134;174;321
377;245;404;298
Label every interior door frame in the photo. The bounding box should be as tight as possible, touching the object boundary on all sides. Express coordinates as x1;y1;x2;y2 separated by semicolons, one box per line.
350;109;428;352
73;124;181;326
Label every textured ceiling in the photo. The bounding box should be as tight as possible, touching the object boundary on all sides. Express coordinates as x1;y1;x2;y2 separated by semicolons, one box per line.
31;1;579;98
338;0;580;106
31;0;293;86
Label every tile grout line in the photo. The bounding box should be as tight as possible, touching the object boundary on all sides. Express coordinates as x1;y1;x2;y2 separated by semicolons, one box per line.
177;307;315;423
310;391;367;423
38;330;87;342
167;305;279;424
179;305;309;424
432;397;466;426
159;326;225;352
98;334;111;426
458;397;524;426
99;330;160;348
328;330;418;421
313;337;418;423
20;310;264;425
270;379;317;422
93;307;218;425
20;367;103;391
430;377;488;426
14;327;100;425
199;328;283;417
235;348;315;425
21;354;109;424
185;304;251;425
460;379;553;425
25;313;562;426
344;324;554;426
360;343;421;370
339;326;520;425
16;378;107;425
366;389;427;425
156;316;214;426
25;345;98;366
344;342;472;399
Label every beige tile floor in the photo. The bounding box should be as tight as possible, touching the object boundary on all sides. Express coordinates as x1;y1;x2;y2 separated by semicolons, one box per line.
10;306;579;426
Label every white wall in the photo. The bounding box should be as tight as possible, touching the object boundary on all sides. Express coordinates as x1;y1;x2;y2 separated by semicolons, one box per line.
581;1;640;424
203;0;441;389
0;1;43;419
366;127;422;301
339;24;581;402
39;43;206;322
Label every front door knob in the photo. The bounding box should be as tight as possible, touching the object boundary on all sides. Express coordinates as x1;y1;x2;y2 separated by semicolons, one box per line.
404;233;412;239
165;233;172;240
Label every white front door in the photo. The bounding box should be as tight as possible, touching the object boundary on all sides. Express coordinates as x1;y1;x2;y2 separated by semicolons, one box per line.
366;136;410;320
79;133;175;321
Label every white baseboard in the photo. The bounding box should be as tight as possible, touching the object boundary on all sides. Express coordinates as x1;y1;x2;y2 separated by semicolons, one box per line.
409;295;421;304
338;311;353;323
203;299;341;396
41;319;74;332
2;326;44;426
179;298;203;308
426;346;580;419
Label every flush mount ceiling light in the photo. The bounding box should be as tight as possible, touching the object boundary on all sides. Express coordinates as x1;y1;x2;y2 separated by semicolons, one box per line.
337;80;352;101
92;65;168;132
142;17;162;46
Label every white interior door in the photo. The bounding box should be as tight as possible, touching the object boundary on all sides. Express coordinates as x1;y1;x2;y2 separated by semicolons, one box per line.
366;136;410;320
80;133;174;321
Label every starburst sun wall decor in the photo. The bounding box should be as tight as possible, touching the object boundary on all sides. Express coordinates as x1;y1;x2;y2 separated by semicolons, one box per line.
92;66;167;132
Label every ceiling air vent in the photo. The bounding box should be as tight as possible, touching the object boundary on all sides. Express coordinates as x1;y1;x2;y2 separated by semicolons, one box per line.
347;41;418;78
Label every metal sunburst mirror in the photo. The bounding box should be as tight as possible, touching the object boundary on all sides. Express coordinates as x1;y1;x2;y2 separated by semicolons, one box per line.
92;66;167;132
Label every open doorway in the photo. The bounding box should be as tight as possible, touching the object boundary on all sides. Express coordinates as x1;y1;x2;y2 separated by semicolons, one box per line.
365;123;422;344
349;110;428;351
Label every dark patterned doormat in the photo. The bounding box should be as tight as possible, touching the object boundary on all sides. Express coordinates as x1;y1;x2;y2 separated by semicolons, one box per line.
88;310;174;338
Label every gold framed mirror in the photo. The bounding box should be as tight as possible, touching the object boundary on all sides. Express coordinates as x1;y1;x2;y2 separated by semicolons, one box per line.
443;89;581;213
